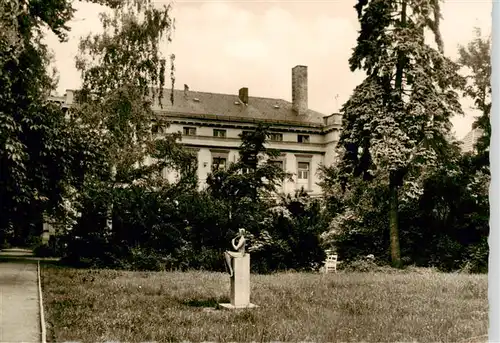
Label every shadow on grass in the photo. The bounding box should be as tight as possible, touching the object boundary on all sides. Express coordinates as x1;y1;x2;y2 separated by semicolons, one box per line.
39;258;122;271
182;297;230;309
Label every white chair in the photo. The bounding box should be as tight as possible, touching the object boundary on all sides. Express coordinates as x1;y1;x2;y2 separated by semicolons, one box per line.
324;254;338;273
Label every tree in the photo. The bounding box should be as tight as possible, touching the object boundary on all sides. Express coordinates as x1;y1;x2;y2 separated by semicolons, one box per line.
204;126;328;273
74;0;176;178
330;0;465;267
457;28;491;159
414;151;489;272
207;125;290;204
0;0;115;245
72;0;178;238
204;125;291;251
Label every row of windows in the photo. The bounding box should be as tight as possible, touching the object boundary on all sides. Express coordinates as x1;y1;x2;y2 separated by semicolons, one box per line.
210;157;310;180
181;126;311;143
153;124;312;143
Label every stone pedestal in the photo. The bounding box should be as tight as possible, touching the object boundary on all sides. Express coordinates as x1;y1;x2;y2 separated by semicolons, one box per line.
219;254;258;310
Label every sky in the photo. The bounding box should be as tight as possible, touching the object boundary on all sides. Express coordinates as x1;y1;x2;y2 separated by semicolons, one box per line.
44;0;492;140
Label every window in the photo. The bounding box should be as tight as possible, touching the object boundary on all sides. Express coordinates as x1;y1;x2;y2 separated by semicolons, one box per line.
298;134;310;143
297;162;309;180
211;149;229;172
212;157;227;171
183;127;196;136
241;130;253;138
269;133;283;142
213;129;227;138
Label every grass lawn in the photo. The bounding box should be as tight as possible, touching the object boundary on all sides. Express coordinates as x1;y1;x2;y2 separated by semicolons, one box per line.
41;263;488;342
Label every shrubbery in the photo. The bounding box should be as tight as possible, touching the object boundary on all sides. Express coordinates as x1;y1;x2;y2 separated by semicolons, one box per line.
56;187;329;273
321;151;489;273
249;191;328;273
46;142;489;274
33;236;64;258
55;126;329;273
44;119;489;275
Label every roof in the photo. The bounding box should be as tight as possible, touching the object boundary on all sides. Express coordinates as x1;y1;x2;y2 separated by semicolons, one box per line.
151;89;327;127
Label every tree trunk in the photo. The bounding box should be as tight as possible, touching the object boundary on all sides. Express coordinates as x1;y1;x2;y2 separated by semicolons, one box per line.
389;182;402;268
387;0;406;269
106;164;117;235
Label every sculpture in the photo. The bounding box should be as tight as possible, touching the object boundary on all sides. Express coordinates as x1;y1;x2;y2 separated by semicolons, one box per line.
219;228;258;309
224;228;246;277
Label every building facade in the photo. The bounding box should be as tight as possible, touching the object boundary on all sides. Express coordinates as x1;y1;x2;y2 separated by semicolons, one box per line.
57;65;341;197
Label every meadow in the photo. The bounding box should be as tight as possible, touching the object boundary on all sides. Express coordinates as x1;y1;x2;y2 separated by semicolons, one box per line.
41;264;488;342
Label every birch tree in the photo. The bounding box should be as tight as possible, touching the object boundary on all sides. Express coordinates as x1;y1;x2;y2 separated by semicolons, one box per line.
74;0;177;232
74;0;176;177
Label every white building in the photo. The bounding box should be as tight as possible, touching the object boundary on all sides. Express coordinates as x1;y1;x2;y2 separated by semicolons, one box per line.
57;65;342;197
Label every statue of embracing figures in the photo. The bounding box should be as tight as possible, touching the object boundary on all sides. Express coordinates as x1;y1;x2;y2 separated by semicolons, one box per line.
224;228;246;277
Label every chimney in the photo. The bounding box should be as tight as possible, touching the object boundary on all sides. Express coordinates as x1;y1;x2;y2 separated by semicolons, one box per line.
65;89;74;105
292;65;308;115
184;84;189;98
239;87;249;104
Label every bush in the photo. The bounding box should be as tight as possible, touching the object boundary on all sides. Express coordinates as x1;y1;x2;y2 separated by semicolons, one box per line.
341;256;386;273
322;155;490;273
461;237;489;273
57;125;330;273
33;244;55;257
249;192;328;273
178;246;226;272
0;239;11;250
128;248;166;272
